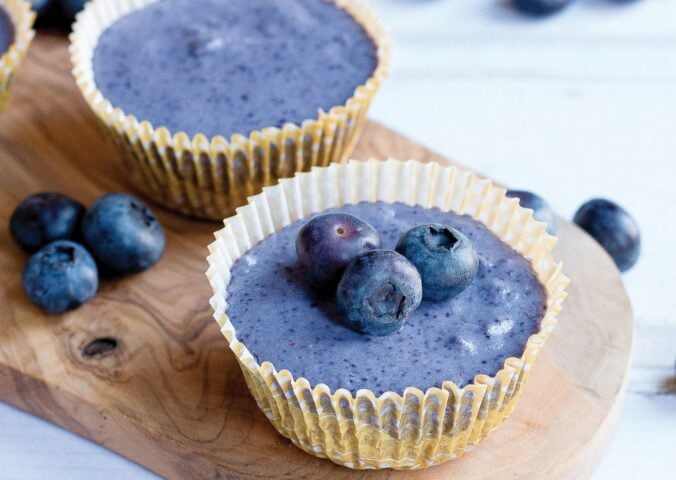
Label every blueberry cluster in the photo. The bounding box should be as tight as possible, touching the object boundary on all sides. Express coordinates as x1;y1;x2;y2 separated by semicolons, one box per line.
11;192;165;313
511;0;639;18
296;213;479;336
506;189;640;273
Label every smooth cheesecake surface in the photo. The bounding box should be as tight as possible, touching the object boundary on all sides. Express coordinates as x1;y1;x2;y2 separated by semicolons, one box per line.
93;0;378;138
227;201;547;395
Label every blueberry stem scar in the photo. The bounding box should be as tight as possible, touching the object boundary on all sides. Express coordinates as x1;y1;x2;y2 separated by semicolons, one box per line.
427;225;458;250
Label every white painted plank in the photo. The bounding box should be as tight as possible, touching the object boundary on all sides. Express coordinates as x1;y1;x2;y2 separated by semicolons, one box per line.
0;402;158;480
595;366;676;480
370;0;676;38
370;0;676;81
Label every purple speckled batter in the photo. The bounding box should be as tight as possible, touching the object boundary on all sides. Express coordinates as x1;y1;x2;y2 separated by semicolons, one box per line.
227;202;547;395
92;0;377;138
0;6;14;55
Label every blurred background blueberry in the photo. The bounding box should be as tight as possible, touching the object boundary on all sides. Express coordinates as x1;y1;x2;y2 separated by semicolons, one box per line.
29;0;52;15
60;0;89;20
511;0;573;17
506;190;557;235
10;192;85;253
22;240;98;313
573;198;640;272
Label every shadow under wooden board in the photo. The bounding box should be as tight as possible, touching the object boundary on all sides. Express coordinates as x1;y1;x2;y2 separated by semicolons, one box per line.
0;33;633;479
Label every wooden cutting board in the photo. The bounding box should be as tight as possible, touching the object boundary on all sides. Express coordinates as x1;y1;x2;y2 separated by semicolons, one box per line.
0;33;633;479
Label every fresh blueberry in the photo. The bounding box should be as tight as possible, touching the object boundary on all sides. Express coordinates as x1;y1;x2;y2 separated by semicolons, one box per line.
30;0;52;15
336;250;422;336
59;0;88;20
511;0;573;17
10;192;85;253
23;240;98;313
396;224;478;302
573;198;640;272
82;193;165;274
506;190;557;235
296;213;380;291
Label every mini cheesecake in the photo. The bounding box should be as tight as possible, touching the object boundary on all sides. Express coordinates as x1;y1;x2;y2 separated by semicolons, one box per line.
71;0;388;218
206;159;569;469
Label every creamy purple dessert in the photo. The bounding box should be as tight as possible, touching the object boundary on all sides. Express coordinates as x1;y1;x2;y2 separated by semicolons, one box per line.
0;6;14;55
92;0;377;138
227;202;547;396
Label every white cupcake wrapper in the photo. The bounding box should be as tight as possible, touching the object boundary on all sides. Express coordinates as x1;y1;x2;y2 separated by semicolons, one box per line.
206;159;570;470
69;0;389;219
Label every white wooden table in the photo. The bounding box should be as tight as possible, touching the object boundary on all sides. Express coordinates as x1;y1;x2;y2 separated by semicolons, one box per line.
1;0;675;478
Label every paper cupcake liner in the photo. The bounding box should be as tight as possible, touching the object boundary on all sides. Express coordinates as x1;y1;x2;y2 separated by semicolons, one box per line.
0;0;35;109
206;159;570;470
69;0;389;220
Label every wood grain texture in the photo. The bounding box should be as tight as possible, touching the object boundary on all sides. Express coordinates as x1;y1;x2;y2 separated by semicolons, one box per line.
0;33;633;479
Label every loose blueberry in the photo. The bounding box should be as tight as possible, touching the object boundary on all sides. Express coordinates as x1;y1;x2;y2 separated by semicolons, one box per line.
296;213;380;291
82;193;165;274
336;250;422;336
511;0;573;17
30;0;52;15
573;198;640;272
59;0;88;20
506;190;557;235
396;224;478;302
10;192;85;253
23;240;98;313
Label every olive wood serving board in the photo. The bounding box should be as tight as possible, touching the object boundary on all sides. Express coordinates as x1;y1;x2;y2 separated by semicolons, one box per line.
0;33;633;479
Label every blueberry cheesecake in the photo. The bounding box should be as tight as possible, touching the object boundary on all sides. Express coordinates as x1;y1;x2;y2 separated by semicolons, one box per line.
207;159;569;469
70;0;388;219
0;0;35;109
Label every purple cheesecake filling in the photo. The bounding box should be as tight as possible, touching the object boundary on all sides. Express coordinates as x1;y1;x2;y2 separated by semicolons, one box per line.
227;202;547;395
92;0;377;138
0;6;14;55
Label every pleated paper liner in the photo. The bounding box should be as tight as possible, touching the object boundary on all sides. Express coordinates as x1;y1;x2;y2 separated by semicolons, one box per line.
69;0;390;220
206;159;570;470
0;0;35;109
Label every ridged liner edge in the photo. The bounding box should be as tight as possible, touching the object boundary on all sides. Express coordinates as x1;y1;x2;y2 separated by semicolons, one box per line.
205;159;570;470
68;0;390;219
